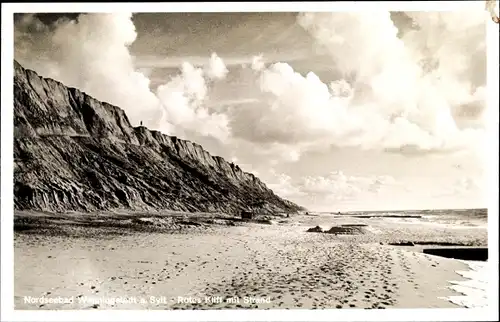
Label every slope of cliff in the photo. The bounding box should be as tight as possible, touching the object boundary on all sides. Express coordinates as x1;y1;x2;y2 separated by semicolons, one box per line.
13;61;302;214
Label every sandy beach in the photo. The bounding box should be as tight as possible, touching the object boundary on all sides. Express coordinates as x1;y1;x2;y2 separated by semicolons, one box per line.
13;211;487;310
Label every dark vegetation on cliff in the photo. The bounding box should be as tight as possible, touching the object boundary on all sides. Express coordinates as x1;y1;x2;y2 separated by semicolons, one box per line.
13;61;303;215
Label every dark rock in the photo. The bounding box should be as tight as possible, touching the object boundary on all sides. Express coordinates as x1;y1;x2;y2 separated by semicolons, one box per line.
306;226;323;233
254;219;273;225
13;61;303;215
389;241;415;246
325;226;366;235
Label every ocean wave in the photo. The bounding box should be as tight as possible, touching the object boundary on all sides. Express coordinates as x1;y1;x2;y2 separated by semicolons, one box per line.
442;260;489;308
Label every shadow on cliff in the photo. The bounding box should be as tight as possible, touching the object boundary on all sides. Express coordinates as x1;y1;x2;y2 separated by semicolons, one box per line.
13;60;304;217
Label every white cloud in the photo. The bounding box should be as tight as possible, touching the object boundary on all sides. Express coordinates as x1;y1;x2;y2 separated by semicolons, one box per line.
205;53;229;80
436;176;486;198
251;54;265;71
47;13;162;125
224;10;487;161
266;172;307;200
155;60;231;141
15;11;486;159
15;13;230;142
266;169;487;211
266;170;398;209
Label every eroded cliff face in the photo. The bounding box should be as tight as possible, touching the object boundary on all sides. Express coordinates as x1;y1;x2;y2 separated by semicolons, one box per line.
14;61;302;214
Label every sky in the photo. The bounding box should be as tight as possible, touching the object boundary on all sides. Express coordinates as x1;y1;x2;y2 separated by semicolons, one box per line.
13;10;490;212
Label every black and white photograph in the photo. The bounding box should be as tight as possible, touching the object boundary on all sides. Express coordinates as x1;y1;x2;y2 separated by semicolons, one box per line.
1;1;499;321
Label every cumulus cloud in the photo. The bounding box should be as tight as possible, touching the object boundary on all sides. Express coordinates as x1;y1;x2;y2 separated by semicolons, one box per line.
267;170;398;209
267;172;307;200
224;9;486;163
14;13;230;141
251;54;265;71
205;53;229;80
15;11;487;160
155;61;230;141
435;176;486;198
267;169;487;211
47;13;163;125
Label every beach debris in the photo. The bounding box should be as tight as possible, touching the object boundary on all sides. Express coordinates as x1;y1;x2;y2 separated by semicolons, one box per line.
389;241;415;246
241;210;253;220
306;226;323;233
325;225;366;235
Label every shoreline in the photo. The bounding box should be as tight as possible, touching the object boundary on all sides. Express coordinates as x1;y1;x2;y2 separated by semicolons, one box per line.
13;211;487;310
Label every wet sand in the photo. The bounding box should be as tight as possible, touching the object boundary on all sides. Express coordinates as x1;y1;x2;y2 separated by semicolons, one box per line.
14;211;487;310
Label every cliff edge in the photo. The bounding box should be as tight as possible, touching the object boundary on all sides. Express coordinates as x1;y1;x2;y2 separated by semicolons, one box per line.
13;61;303;214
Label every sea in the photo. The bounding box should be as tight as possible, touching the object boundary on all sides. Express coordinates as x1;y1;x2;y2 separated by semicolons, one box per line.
443;260;490;309
326;208;490;308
